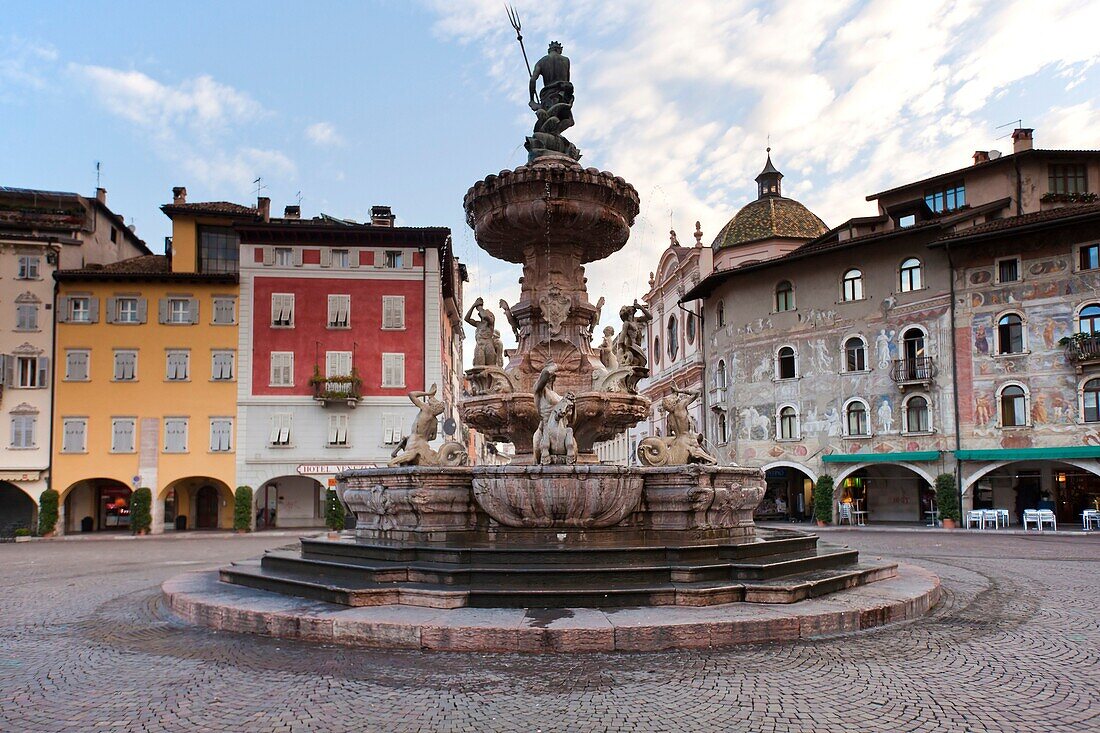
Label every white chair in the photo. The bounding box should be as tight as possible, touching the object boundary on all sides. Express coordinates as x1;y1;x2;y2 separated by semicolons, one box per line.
996;509;1010;528
1038;509;1057;531
1083;510;1100;530
981;509;999;529
1022;509;1041;531
965;510;984;529
838;503;854;526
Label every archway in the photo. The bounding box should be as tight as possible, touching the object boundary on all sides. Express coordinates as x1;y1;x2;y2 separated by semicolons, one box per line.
62;478;132;533
0;482;36;537
966;460;1100;524
759;462;817;521
833;463;935;523
255;475;325;530
160;477;234;531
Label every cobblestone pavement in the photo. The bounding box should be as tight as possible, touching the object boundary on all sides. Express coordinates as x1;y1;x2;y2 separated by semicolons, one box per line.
1;531;1098;732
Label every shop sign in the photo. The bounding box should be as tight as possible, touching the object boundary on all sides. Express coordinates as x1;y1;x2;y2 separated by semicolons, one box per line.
0;471;41;482
296;464;376;476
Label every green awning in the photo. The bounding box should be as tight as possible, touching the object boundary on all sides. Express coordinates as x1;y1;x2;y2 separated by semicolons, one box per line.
822;451;941;463
955;447;1100;461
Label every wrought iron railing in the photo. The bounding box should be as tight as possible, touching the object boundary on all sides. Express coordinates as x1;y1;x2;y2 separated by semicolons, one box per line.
891;357;936;383
1065;334;1100;363
311;375;362;404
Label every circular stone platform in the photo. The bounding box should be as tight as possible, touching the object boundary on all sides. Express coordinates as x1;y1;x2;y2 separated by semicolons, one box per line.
163;563;939;653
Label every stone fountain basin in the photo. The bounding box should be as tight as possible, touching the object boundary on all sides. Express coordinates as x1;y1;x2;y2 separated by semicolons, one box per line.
472;465;642;529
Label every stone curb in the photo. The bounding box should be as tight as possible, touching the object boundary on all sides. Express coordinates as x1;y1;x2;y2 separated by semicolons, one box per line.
24;530;317;543
759;523;1098;536
162;563;941;653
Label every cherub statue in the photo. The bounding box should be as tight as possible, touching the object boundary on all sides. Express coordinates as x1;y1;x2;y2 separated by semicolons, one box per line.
465;298;501;367
637;386;717;466
389;384;468;467
613;299;653;369
532;362;577;465
598;325;618;369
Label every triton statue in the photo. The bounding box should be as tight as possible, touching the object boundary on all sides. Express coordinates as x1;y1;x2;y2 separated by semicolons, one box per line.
465;297;502;367
613;300;653;369
532;362;578;465
637;386;717;466
389;384;468;467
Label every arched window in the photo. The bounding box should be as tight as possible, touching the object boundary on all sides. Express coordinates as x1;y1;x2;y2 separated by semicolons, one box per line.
846;400;869;436
999;385;1027;427
652;336;661;367
779;406;798;440
667;315;679;361
777;346;797;379
1084;378;1100;423
686;311;696;344
716;301;725;328
844;337;867;372
997;313;1024;354
716;411;728;444
1079;303;1100;334
775;281;795;312
899;258;922;292
842;269;864;302
905;395;930;433
715;359;728;390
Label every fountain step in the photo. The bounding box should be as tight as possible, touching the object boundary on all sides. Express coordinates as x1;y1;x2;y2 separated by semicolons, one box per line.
220;559;895;608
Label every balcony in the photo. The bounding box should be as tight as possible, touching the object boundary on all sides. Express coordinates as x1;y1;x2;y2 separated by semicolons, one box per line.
891;357;935;390
311;373;363;408
1064;334;1100;373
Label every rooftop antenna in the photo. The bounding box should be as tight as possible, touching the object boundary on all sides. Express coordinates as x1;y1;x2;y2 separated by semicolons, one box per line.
995;119;1024;140
95;161;101;188
253;177;267;197
505;4;533;77
295;190;303;208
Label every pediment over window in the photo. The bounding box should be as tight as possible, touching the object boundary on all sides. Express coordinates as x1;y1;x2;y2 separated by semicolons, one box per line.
12;342;42;355
15;291;41;304
11;402;39;414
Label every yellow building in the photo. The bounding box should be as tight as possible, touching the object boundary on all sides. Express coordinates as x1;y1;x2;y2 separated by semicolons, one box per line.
51;190;257;533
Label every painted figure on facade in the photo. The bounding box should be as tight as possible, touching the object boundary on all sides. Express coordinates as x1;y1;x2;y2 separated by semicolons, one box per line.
465;297;502;367
389;384;469;467
532;362;578;465
637;386;717;466
613;300;653;369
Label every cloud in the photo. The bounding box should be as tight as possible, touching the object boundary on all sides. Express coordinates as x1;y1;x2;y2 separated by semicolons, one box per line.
306;121;344;147
0;36;59;99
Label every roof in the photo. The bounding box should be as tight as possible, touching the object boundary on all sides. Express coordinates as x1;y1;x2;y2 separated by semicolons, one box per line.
0;186;81;198
54;255;237;283
0;187;151;254
935;202;1100;244
711;196;827;250
161;201;259;218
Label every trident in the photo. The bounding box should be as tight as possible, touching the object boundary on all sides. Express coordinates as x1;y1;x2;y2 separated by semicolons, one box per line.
505;4;533;77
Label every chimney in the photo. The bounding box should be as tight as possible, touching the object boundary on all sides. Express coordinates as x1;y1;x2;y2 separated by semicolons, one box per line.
370;205;395;227
96;187;107;204
283;205;301;220
1012;128;1034;154
973;151;990;165
257;196;271;223
172;186;187;204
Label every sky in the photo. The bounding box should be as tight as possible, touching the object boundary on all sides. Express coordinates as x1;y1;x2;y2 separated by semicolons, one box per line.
2;0;1099;349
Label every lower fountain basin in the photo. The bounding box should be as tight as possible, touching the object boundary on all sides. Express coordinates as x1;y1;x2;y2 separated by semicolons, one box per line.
472;464;642;528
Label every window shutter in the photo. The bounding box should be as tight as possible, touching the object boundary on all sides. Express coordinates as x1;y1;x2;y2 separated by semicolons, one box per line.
328;415;339;445
56;297;70;323
320;249;332;268
374;250;384;269
88;298;100;323
403;250;413;269
350;250;360;268
263;246;275;266
1;355;9;387
280;414;291;444
327;296;337;326
187;297;199;324
105;298;117;324
36;357;48;387
136;298;148;324
293;248;303;267
269;416;281;444
158;299;168;324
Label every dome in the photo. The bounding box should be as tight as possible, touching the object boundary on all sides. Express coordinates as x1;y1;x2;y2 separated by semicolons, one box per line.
711;196;828;250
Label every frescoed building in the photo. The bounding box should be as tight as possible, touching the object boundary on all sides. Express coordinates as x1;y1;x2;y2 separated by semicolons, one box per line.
0;186;148;535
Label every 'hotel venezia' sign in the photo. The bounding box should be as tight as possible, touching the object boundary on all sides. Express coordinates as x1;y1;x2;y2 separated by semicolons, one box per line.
296;464;376;476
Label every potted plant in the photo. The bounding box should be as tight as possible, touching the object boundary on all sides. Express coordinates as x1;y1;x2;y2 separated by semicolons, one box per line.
13;528;32;542
324;488;345;538
37;488;59;538
234;486;253;533
813;475;835;527
130;487;153;535
935;473;960;529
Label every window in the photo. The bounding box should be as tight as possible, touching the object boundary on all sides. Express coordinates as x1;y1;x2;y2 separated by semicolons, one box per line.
897;214;916;228
274;247;294;266
997;258;1020;284
110;227;117;243
716;411;728;444
210;419;233;452
899;258;922;292
777;346;797;380
997;314;1025;354
924;180;965;213
16;304;38;331
113;350;137;381
164;418;188;453
686;312;696;344
111;418;136;453
1084;379;1100;423
652;337;661;367
326;351;353;380
11;415;35;448
213;297;236;325
270;352;294;386
1080;244;1100;272
166;351;190;381
17;256;40;280
667;316;679;361
211;351;234;381
384;250;403;268
716;301;725;328
846;401;869;436
327;294;350;328
842;269;864;301
905;396;930;433
1049;163;1087;195
271;293;295;327
715;359;728;390
328;414;349;446
65;350;89;381
15;356;47;388
332;249;350;268
1080;304;1100;334
62;418;87;453
69;297;91;323
382;353;405;388
382;296;405;329
844;337;867;372
382;413;404;445
198;226;240;274
270;413;292;446
779;406;798;440
999;385;1027;427
775;281;794;312
168;298;191;324
115;297;140;323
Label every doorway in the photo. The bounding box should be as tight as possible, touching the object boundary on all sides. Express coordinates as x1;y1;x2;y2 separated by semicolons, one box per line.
195;485;219;529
